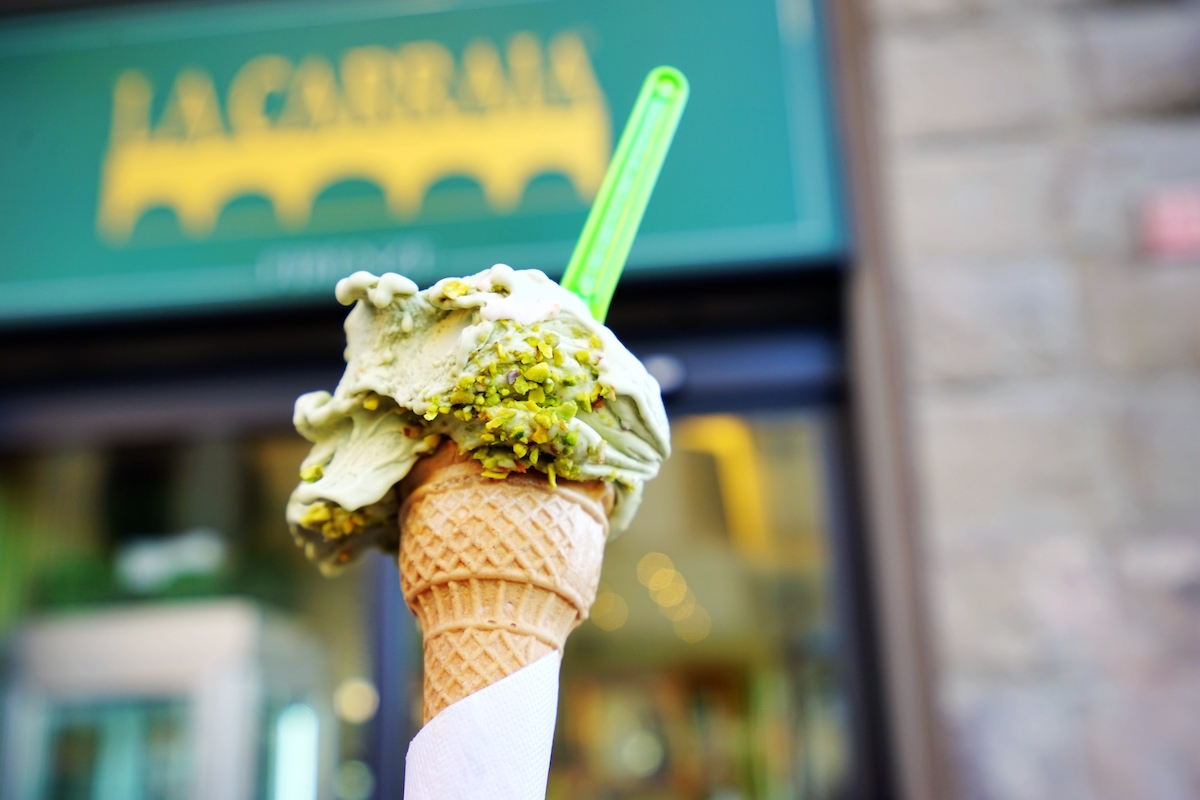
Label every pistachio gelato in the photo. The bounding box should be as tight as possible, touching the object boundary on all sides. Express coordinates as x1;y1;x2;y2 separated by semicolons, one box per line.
286;264;670;574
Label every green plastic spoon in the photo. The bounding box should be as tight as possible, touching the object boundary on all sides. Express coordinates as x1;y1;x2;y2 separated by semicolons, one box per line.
560;66;689;322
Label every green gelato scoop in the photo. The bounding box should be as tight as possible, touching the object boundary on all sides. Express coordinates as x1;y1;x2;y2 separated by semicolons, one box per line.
286;265;670;574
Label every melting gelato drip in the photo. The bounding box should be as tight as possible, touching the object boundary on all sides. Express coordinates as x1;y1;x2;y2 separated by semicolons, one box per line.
287;265;671;574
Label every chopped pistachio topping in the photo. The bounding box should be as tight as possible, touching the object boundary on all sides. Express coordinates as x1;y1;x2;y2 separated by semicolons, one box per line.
420;317;614;482
299;501;368;540
287;265;671;575
299;463;324;482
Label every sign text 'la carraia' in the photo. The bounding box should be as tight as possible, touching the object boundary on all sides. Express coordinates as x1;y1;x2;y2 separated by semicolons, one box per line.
97;32;611;242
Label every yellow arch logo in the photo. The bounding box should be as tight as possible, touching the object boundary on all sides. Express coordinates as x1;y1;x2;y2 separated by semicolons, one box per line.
97;32;611;242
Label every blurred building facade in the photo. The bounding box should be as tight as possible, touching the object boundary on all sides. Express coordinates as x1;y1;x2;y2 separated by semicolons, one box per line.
855;0;1200;796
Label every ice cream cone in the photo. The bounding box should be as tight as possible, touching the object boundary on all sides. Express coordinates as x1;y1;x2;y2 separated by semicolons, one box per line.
398;441;614;722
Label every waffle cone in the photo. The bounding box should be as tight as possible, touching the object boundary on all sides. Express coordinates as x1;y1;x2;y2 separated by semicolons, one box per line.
398;442;614;722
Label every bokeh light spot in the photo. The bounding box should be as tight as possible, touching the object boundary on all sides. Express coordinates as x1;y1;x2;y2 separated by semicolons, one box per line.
637;552;673;585
674;605;712;642
335;760;375;800
333;677;379;724
620;729;665;777
591;591;629;630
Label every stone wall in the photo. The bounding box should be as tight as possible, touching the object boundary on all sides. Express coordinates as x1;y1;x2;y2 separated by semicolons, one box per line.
865;0;1200;797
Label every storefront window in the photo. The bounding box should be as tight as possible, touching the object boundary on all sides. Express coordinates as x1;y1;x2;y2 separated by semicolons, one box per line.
40;699;189;800
552;412;851;799
0;439;371;798
0;356;860;800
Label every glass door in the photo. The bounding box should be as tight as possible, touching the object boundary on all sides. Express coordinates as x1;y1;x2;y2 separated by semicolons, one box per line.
37;699;189;800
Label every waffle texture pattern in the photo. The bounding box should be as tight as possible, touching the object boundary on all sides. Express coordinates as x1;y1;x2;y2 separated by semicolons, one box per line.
399;444;612;721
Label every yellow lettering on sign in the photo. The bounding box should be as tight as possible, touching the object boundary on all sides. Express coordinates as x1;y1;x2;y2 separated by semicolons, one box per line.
96;32;610;241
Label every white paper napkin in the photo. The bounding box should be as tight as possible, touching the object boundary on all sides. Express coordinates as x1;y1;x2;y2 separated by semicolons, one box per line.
404;650;561;800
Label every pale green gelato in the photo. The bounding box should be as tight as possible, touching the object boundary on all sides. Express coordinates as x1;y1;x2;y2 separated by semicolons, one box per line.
287;264;670;574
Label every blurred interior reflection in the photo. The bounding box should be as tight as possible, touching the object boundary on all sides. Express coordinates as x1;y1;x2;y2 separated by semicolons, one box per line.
553;413;850;800
0;409;853;800
0;435;358;799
